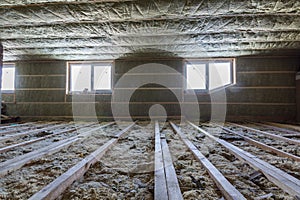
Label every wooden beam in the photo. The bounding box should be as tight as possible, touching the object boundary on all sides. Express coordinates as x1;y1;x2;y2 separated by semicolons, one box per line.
188;121;300;198
0;122;114;177
169;121;246;200
29;122;135;200
215;124;300;162
154;121;168;200
264;122;300;132
252;122;300;135
0;123;66;143
228;123;300;146
0;122;56;135
0;122;32;130
0;122;97;153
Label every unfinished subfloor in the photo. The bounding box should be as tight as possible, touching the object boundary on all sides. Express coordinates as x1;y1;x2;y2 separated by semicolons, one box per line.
0;121;299;200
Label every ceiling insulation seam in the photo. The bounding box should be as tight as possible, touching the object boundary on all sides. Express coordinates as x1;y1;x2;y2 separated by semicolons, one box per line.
4;42;300;55
1;16;299;40
2;31;300;46
4;49;296;62
4;40;300;50
4;41;300;55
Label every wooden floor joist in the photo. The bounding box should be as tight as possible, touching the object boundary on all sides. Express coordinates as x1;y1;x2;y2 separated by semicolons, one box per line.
0;122;97;153
0;123;67;143
252;122;300;136
0;122;114;177
228;122;300;146
264;122;300;132
29;122;135;200
154;121;183;200
154;121;168;200
215;124;300;162
0;122;31;130
188;121;300;198
169;121;246;200
0;122;55;135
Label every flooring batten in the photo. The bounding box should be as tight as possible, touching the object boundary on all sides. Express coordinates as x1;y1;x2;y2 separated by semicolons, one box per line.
188;121;300;198
29;122;135;200
170;121;247;200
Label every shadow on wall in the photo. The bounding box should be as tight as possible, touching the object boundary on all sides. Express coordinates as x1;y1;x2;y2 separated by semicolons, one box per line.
113;48;185;121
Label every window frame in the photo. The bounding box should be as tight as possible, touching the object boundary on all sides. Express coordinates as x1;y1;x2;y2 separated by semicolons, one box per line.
185;58;235;93
1;63;15;94
67;61;113;94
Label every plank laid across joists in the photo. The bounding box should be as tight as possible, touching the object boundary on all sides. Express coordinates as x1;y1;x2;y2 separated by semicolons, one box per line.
0;122;97;153
29;122;135;200
228;122;300;146
188;121;300;198
0;122;66;143
215;124;300;162
169;121;246;200
0;122;114;177
154;121;183;200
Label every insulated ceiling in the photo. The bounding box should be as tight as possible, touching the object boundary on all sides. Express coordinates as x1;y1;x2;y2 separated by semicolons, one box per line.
0;0;299;61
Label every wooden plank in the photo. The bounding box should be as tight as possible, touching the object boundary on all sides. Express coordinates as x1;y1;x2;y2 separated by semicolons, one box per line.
0;122;114;177
188;121;300;198
253;122;300;135
228;123;300;146
0;123;66;143
29;122;135;200
215;124;300;162
154;121;168;200
0;122;55;135
0;122;32;129
170;122;246;200
161;138;183;200
264;122;300;132
0;122;97;153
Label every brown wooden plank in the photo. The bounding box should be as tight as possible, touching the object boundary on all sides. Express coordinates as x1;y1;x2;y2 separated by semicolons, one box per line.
0;122;97;153
0;122;114;177
216;124;300;162
154;121;168;200
161;138;183;200
264;122;300;132
0;123;66;143
29;122;135;200
188;121;300;198
0;122;55;135
228;122;300;146
170;122;246;200
253;122;300;135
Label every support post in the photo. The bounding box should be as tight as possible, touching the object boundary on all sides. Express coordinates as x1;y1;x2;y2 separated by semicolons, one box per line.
297;71;300;122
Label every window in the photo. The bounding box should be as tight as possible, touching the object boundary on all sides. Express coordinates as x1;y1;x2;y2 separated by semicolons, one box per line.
1;63;15;93
67;62;112;94
186;59;235;91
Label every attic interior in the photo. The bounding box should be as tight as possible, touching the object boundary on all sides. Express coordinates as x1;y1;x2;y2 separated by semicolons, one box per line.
0;0;300;199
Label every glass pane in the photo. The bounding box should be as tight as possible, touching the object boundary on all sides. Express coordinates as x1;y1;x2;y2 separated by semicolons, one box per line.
186;64;206;89
70;64;91;92
2;67;15;91
94;65;111;90
209;62;231;90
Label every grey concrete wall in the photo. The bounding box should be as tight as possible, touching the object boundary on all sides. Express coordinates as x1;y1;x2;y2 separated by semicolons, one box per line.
2;56;299;122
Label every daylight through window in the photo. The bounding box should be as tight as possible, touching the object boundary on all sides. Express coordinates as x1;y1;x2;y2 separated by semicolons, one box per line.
68;62;112;93
1;64;15;92
186;59;235;91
